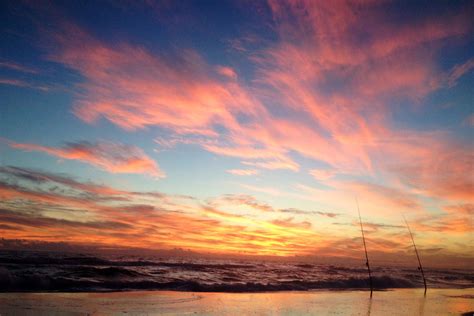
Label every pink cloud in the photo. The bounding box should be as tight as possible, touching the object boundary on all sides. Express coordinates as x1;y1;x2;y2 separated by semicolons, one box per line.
9;140;164;178
347;181;421;211
260;0;473;202
47;23;260;135
309;169;336;181
37;2;473;208
226;169;259;176
216;66;237;79
381;135;473;203
204;143;300;171
242;159;299;171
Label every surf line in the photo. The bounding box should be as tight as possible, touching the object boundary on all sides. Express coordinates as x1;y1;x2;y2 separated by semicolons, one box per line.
356;197;373;297
403;215;427;295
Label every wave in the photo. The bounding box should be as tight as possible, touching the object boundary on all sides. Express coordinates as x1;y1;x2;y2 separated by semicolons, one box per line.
0;268;417;292
0;255;111;266
0;254;254;270
1;251;472;292
64;266;145;278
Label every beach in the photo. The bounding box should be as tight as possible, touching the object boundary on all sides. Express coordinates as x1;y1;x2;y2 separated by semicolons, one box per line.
0;288;472;315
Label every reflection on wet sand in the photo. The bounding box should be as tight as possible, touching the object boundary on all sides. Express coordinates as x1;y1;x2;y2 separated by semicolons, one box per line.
0;288;473;315
366;296;373;316
418;294;426;316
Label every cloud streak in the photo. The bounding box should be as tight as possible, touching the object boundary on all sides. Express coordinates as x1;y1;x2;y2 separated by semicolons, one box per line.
0;61;38;74
0;78;49;91
8;140;164;178
226;169;259;176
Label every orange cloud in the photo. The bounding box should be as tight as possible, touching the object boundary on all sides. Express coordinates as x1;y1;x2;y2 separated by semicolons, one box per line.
0;166;129;197
279;208;340;218
0;167;472;263
271;217;312;229
8;140;164;178
211;194;274;212
412;216;473;234
444;204;473;216
0;167;321;256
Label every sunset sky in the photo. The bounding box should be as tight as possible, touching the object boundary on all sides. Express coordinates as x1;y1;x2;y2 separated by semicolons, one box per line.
0;0;473;267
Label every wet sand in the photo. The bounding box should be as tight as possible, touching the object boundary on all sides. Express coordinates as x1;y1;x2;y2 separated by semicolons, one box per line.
0;288;472;315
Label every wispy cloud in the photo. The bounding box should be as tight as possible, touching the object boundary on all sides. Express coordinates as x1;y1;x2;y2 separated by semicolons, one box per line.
444;203;473;216
0;166;129;197
412;216;473;234
271;217;312;229
0;61;38;74
38;4;472;194
0;78;49;91
212;194;274;212
447;58;474;87
309;169;336;181
8;140;164;178
347;181;421;210
279;208;340;218
226;169;259;176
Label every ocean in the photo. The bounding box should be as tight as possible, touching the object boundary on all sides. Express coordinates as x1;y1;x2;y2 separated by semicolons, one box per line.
1;250;472;292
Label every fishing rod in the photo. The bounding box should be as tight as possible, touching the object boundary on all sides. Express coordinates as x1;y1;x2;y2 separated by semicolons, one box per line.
356;198;373;297
403;215;427;295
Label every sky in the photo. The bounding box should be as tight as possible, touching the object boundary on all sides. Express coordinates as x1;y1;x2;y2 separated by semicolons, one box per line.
0;0;473;267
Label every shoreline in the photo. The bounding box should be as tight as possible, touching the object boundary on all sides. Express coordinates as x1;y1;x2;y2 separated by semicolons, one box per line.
0;288;472;315
0;286;470;294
